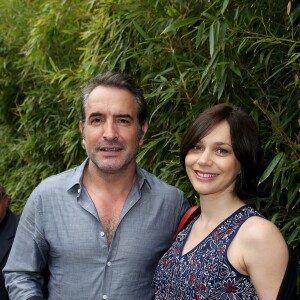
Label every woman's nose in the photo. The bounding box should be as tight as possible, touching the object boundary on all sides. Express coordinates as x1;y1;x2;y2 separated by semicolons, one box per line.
197;150;213;166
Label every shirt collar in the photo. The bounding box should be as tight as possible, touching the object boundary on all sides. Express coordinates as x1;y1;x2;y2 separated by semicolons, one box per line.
136;167;151;191
66;158;151;193
66;158;89;192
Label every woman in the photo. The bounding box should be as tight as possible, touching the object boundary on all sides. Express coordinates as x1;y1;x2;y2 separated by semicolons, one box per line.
153;103;294;299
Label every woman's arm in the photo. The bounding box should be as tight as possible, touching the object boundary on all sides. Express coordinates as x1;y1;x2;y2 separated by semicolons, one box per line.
241;216;289;299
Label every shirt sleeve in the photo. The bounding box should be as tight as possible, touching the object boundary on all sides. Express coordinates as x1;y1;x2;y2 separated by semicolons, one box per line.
3;188;49;300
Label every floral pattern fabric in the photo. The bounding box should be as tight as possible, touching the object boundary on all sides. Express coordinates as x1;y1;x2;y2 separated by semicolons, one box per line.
153;205;262;299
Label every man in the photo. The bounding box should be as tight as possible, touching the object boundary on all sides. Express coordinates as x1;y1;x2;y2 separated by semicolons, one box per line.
4;71;190;300
0;182;19;300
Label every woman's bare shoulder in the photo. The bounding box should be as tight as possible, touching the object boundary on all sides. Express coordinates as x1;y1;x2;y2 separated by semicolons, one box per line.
236;216;289;298
240;215;285;243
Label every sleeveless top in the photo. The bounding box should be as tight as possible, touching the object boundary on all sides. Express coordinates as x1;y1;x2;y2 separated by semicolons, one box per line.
153;205;262;299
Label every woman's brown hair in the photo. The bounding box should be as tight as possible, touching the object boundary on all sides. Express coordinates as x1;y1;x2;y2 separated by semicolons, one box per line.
180;103;262;197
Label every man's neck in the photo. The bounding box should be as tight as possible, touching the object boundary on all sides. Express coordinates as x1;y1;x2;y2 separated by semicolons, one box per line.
82;161;138;247
83;161;137;197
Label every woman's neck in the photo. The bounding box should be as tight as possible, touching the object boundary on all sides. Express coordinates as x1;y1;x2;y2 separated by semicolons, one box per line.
198;193;245;222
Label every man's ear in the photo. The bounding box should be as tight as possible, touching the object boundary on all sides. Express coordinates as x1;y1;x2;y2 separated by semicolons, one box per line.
79;120;85;140
139;122;149;146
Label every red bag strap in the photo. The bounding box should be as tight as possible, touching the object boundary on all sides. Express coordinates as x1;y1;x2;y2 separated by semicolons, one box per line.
173;206;200;239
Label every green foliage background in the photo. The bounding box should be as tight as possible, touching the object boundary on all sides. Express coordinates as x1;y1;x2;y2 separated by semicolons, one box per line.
0;0;299;293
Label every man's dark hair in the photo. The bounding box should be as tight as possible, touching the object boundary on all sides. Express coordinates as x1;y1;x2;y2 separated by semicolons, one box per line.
80;71;147;129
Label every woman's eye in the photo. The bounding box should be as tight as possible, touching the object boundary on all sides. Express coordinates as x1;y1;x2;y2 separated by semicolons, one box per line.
216;148;228;155
191;145;202;151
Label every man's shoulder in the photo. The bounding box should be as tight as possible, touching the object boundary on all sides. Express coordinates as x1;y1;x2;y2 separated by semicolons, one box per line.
43;159;87;183
42;165;78;182
34;162;84;193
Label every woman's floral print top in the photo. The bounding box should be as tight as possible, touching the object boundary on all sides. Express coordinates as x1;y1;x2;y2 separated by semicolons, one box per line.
153;205;262;300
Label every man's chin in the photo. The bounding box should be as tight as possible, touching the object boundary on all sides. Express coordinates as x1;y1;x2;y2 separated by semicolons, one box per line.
93;161;130;174
89;155;136;174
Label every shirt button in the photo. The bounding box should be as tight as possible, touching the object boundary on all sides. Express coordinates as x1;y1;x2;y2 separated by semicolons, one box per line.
100;232;105;237
103;295;107;299
107;261;111;266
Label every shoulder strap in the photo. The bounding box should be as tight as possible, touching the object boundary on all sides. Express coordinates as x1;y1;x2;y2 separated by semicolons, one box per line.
173;206;200;240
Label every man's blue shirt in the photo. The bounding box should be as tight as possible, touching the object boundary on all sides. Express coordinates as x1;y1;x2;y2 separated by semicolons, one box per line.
4;159;189;300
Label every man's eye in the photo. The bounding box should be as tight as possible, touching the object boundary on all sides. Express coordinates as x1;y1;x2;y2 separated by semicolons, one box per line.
91;118;102;125
117;118;130;125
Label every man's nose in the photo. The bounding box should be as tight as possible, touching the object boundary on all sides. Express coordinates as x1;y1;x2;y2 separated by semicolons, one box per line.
103;121;118;140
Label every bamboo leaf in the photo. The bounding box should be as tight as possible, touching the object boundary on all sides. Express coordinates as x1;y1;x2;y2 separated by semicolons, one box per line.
196;22;205;48
287;226;300;244
281;218;298;232
272;154;284;187
286;52;300;65
162;17;200;34
209;23;215;56
217;68;227;99
221;0;230;14
132;20;148;39
218;21;227;50
230;63;242;77
201;49;219;80
49;57;58;72
259;152;284;185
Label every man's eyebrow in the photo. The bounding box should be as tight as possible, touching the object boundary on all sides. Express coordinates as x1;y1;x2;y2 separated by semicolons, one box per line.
87;112;134;120
88;112;103;119
116;114;134;120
